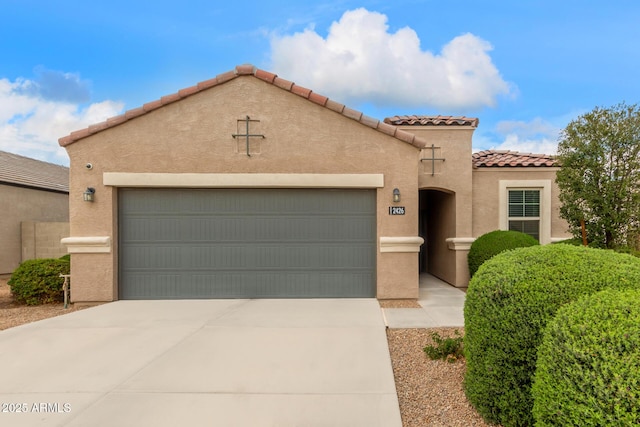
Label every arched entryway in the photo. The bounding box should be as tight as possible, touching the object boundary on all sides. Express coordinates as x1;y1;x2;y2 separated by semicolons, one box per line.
419;188;457;284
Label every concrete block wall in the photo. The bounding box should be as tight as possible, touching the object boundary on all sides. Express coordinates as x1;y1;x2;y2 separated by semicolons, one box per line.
21;221;70;261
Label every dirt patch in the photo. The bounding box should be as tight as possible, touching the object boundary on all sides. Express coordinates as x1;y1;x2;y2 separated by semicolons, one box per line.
379;299;422;308
0;277;86;331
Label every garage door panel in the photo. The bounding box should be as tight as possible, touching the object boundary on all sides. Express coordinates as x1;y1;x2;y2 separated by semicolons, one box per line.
119;189;376;299
122;271;375;299
122;244;375;270
122;216;373;243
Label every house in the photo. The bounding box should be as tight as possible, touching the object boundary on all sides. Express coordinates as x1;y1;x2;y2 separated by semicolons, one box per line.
0;150;69;275
59;64;570;302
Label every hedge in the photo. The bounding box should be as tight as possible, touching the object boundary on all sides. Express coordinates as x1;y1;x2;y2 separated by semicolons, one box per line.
8;258;70;305
463;244;640;427
467;230;539;277
532;289;640;426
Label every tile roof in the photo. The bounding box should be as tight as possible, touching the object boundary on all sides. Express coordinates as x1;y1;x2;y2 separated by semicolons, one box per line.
384;115;479;127
472;150;558;168
0;150;69;193
59;64;429;149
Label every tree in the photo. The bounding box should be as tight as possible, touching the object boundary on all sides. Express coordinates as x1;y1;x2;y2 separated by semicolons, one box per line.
556;102;640;249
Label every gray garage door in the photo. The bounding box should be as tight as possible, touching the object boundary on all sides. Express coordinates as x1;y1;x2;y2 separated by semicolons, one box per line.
118;188;376;299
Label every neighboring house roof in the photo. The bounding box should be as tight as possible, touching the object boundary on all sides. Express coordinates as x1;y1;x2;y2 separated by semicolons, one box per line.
0;150;69;193
473;150;559;167
384;115;479;127
59;65;475;150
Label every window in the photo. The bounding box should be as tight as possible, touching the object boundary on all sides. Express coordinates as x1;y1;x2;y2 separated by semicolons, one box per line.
508;189;540;240
499;180;551;244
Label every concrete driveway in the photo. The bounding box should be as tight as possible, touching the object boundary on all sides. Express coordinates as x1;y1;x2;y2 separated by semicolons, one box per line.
0;299;401;427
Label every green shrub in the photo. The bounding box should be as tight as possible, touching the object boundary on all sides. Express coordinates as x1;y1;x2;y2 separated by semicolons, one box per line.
551;237;584;246
463;244;640;427
59;253;71;262
467;230;539;277
423;330;464;363
8;258;70;305
532;289;640;426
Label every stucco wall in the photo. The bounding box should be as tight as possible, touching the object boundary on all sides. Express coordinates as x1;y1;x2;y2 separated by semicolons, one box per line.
396;126;475;287
0;185;69;274
472;167;571;241
21;221;70;261
64;76;422;302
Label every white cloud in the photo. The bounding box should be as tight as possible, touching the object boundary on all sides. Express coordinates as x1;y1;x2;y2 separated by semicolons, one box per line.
269;8;513;110
473;117;563;155
0;76;123;165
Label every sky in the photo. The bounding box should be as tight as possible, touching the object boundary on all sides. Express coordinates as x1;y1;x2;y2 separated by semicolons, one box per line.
1;0;639;166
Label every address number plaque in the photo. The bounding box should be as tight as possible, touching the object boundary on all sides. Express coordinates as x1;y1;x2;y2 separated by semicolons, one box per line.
389;206;406;215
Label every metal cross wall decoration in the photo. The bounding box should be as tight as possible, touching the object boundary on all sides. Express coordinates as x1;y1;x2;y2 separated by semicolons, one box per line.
420;144;446;176
232;115;265;157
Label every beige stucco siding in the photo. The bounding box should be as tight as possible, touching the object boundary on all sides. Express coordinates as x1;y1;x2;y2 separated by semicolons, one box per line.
64;76;421;301
396;126;475;287
0;185;69;274
472;168;571;242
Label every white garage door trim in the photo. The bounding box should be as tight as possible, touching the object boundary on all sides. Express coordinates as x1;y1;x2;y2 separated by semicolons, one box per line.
104;173;384;188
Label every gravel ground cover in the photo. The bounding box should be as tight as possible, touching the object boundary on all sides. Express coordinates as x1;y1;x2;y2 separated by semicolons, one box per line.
0;277;86;331
387;327;495;426
1;277;492;426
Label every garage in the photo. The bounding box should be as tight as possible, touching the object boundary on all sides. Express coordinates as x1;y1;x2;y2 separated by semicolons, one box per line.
118;188;376;299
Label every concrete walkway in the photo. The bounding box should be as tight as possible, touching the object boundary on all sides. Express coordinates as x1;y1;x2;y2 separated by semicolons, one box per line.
382;274;466;328
0;299;401;427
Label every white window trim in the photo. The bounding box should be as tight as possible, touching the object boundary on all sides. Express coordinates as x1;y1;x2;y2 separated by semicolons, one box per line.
499;180;551;244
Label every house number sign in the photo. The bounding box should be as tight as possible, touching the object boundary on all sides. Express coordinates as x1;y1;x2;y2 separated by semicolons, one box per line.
389;206;406;215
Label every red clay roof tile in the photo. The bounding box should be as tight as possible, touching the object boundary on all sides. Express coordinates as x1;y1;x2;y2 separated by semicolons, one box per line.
385;115;479;127
216;70;236;84
308;92;328;106
235;64;255;75
178;85;200;98
273;76;294;91
376;121;398;137
342;107;362;121
196;77;218;90
124;107;145;120
360;114;380;129
291;84;312;98
254;69;277;83
325;99;345;113
472;150;558;168
142;99;163;112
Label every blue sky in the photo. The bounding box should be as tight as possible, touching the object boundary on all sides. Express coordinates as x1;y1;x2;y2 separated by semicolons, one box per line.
1;0;639;166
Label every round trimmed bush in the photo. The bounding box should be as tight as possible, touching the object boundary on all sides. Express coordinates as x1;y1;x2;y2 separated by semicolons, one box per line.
532;289;640;426
463;244;640;427
8;258;70;305
467;230;539;277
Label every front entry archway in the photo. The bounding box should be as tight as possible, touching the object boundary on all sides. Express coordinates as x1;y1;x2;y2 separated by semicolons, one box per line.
419;189;457;284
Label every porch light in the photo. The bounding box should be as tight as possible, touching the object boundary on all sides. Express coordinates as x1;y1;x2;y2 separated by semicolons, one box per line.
393;188;401;203
83;187;95;202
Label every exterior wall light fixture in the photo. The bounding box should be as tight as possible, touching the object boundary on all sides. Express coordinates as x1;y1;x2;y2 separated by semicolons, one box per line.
393;188;401;203
83;187;95;202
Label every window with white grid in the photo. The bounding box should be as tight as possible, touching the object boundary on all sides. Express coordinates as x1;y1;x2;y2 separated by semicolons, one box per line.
508;189;540;241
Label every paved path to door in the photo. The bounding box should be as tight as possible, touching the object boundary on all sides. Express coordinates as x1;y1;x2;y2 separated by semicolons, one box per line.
382;274;466;328
0;299;401;427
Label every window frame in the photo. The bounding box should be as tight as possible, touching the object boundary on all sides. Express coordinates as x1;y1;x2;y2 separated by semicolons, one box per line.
499;180;551;244
507;189;541;241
